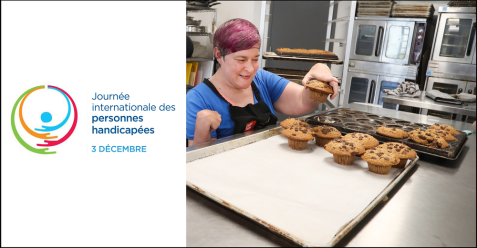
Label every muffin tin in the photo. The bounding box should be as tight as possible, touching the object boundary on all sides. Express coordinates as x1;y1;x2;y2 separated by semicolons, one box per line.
305;108;469;159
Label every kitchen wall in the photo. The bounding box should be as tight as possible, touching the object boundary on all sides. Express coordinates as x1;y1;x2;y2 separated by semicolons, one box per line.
214;1;263;29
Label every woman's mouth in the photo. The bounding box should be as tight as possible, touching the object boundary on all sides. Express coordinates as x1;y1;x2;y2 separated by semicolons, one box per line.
239;74;251;80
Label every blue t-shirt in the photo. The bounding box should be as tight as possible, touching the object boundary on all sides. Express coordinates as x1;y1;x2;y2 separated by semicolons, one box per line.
186;69;289;140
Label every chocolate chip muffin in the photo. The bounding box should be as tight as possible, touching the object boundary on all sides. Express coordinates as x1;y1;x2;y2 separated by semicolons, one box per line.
376;126;409;139
341;132;379;149
408;130;450;148
306;80;334;103
361;148;400;175
324;139;366;165
280;125;314;150
312;125;342;147
429;124;459;135
426;128;456;141
376;143;417;168
280;117;310;129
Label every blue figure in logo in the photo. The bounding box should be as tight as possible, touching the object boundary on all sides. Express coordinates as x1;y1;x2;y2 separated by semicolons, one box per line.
35;88;71;132
41;112;52;123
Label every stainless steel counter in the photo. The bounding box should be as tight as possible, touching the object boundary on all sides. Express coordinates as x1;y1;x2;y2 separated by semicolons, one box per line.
186;104;476;247
382;94;476;117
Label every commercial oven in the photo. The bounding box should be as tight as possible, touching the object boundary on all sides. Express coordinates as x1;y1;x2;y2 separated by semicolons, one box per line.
344;71;407;107
350;17;428;65
421;77;475;120
432;12;476;64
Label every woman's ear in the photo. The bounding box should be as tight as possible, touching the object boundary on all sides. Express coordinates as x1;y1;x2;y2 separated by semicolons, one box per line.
213;47;222;64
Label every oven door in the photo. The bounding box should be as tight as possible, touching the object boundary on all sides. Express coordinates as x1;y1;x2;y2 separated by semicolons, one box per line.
344;72;378;106
350;20;387;62
432;13;476;64
380;21;416;65
426;77;467;95
374;75;407;106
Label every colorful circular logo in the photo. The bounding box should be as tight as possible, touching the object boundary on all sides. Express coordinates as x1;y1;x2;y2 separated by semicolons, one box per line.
11;85;78;154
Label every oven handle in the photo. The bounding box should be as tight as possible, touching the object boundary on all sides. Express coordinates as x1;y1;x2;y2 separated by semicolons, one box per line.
375;26;384;57
368;80;376;103
466;22;476;56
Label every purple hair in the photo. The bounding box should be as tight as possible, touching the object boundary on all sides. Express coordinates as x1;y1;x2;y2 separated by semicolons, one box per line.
213;18;261;58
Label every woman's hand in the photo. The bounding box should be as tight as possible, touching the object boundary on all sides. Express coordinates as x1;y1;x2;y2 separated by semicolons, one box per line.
302;63;340;100
193;110;222;145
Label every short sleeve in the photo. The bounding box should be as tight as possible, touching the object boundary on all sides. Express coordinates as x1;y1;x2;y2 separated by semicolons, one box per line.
186;89;217;140
256;69;290;103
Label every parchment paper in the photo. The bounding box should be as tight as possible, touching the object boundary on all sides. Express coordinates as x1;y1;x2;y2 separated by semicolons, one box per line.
187;135;410;246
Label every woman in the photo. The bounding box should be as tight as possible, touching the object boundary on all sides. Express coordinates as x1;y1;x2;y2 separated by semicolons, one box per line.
187;18;339;146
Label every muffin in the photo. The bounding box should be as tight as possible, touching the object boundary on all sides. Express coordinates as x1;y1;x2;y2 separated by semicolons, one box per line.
280;125;314;150
428;124;459;135
376;126;409;139
312;125;342;147
324;139;366;165
280;117;310;129
342;132;379;149
305;80;334;103
408;130;450;148
377;142;417;168
361;148;400;175
426;129;456;141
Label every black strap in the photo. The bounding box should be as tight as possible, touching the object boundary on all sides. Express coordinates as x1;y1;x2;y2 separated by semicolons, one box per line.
204;78;261;104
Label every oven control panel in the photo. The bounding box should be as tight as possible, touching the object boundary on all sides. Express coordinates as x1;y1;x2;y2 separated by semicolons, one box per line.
410;23;427;65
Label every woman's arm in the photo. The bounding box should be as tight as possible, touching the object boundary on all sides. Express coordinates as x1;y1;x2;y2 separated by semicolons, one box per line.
273;63;339;116
188;110;221;146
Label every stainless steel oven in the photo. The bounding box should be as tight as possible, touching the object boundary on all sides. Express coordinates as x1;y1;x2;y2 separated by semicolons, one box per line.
350;17;428;65
344;71;406;107
432;12;476;64
426;7;476;81
421;77;475;120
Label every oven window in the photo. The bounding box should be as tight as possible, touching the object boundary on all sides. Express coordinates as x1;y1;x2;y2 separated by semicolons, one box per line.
432;82;459;95
348;77;369;103
439;18;473;58
378;81;400;105
385;26;410;59
355;25;376;56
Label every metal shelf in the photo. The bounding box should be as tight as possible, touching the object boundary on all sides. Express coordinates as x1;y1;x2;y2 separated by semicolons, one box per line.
262;55;343;64
186;5;217;12
328;16;349;23
187;57;214;62
187;32;211;36
325;38;347;43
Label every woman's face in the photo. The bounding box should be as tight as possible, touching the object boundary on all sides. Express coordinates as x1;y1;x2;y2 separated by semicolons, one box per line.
218;43;260;89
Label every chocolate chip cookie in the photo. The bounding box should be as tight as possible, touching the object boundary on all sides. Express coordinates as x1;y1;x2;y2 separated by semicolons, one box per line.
429;124;459;135
408;130;450;148
376;126;409;139
342;132;379;149
426;128;456;141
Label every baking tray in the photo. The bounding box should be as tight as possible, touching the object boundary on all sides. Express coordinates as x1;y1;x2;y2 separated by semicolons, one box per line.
187;127;418;247
276;51;339;60
305;108;469;160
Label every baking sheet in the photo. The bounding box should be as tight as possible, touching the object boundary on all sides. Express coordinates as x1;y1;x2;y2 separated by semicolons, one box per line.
187;134;416;246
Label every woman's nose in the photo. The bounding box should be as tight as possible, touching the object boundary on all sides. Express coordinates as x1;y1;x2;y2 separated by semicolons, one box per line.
244;60;254;72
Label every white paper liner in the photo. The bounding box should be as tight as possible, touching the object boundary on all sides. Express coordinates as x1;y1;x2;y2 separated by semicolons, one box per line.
187;135;411;246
